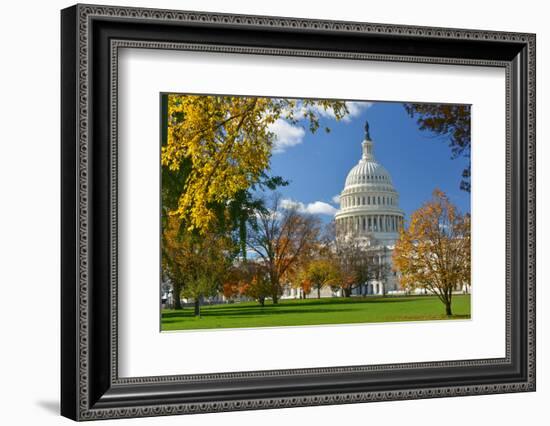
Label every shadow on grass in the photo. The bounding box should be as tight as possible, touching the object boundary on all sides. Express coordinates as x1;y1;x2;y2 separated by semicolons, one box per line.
162;306;355;321
166;296;423;313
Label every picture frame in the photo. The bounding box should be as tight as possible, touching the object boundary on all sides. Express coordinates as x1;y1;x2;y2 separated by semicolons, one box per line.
60;3;536;421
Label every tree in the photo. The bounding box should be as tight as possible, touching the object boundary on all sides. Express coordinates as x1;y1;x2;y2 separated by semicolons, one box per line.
296;276;313;299
302;258;342;299
246;194;321;304
160;95;284;260
328;221;377;297
404;104;471;192
161;216;188;310
334;238;362;297
393;189;471;316
286;260;312;299
224;261;272;306
241;272;272;307
162;216;235;316
162;94;349;233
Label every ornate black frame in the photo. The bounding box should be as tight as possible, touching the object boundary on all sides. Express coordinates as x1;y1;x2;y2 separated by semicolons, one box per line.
61;3;536;421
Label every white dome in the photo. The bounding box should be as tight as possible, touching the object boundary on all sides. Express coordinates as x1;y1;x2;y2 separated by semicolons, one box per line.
344;159;393;188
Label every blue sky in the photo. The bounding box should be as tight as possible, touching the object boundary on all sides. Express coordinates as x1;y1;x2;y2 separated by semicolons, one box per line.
267;101;470;223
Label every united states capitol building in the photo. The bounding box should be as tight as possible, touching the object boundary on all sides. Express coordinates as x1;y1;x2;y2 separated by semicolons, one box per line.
334;122;405;295
282;121;406;299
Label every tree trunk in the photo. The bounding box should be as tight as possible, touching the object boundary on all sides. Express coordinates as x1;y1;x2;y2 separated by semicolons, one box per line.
445;300;452;316
173;282;183;310
317;286;321;299
270;277;279;304
259;297;265;307
194;298;201;317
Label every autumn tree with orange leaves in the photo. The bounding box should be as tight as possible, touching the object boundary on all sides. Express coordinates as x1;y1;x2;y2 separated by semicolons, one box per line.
393;189;471;316
286;257;314;299
246;194;321;304
223;262;272;306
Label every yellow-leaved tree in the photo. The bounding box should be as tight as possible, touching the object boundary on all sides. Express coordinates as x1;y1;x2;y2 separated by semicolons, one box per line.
393;189;471;316
162;94;349;233
301;258;342;299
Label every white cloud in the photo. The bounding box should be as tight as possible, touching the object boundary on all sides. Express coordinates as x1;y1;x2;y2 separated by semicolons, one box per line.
342;101;374;122
268;100;373;154
309;104;339;120
281;198;338;216
306;201;339;216
269;119;306;153
331;194;341;204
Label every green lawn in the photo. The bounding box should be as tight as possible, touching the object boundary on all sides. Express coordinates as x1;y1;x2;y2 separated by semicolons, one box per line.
161;294;470;331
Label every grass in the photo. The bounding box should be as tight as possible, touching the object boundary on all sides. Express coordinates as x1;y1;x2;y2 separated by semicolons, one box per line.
161;294;471;331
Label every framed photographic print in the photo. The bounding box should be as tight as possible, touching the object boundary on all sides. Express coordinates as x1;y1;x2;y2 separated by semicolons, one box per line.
61;4;536;421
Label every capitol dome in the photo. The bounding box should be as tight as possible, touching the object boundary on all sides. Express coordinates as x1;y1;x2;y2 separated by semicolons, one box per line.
344;156;393;187
335;121;404;244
